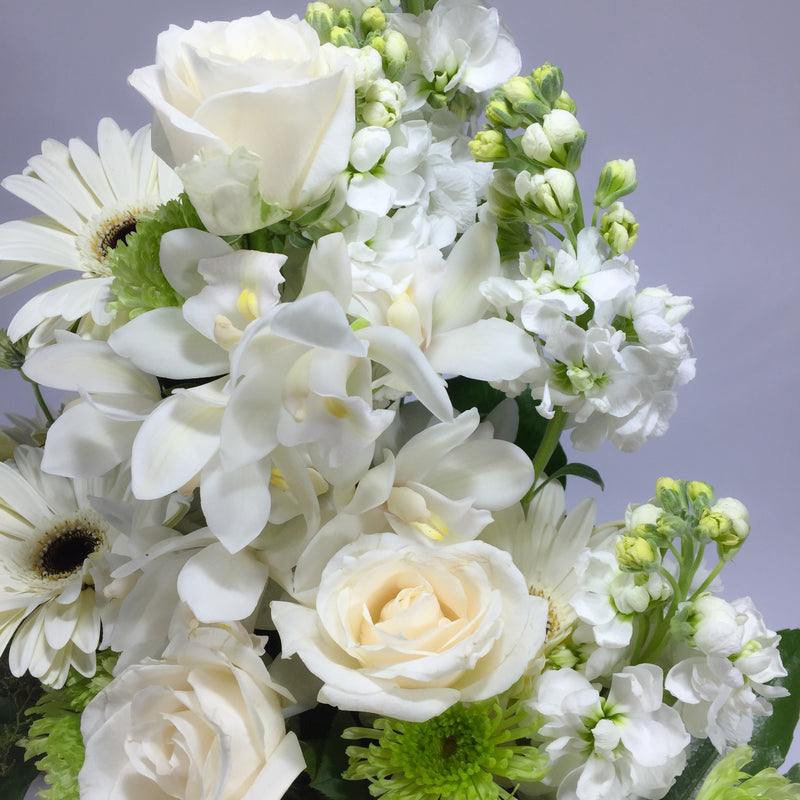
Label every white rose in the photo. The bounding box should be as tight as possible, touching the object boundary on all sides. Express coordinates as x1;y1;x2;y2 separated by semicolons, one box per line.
271;532;548;722
79;623;305;800
129;13;357;234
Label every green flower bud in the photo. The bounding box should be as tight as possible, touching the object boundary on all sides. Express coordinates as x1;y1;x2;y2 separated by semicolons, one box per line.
503;76;536;106
686;480;714;504
533;62;564;104
594;158;637;208
380;30;409;81
616;535;657;571
698;509;733;541
554;90;577;114
486;98;521;128
708;497;750;556
469;129;509;161
547;644;580;670
694;746;800;800
360;6;386;33
521;110;585;170
337;8;357;31
600;201;639;254
330;25;359;48
305;2;336;42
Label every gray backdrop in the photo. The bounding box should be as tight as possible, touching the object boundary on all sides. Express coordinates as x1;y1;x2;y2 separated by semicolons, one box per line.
2;0;798;767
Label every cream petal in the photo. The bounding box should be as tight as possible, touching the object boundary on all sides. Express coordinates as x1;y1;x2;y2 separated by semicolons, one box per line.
1;174;85;232
0;220;81;270
68;135;116;206
177;542;269;623
96;117;135;200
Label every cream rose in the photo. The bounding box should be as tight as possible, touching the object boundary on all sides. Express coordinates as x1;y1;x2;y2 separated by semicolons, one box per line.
271;533;548;722
79;622;305;800
129;12;357;234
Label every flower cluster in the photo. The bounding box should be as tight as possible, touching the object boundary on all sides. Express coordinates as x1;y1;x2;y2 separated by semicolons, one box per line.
0;1;795;800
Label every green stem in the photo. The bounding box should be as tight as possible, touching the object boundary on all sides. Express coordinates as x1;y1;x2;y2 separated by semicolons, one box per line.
689;558;726;603
542;223;565;242
522;408;567;505
400;0;426;14
28;379;54;425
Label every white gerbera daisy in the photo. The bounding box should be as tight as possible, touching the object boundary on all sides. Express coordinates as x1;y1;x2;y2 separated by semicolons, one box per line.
0;445;181;688
0;117;182;345
481;480;597;651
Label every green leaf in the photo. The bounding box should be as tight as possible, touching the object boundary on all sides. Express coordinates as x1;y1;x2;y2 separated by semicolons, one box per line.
745;628;800;773
531;462;604;499
290;707;371;800
662;737;719;800
785;763;800;782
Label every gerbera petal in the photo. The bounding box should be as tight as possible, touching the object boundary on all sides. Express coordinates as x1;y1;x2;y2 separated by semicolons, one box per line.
1;175;85;232
68;136;116;207
0;220;81;270
96;118;135;201
26;153;98;220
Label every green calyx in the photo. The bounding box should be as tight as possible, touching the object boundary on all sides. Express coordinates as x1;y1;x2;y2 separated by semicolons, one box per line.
106;193;205;320
343;698;547;800
20;651;118;800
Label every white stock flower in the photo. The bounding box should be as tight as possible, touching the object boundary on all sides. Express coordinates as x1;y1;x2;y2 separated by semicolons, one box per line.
0;118;181;345
272;533;548;722
79;622;305;800
665;595;788;752
527;664;689;800
400;0;520;104
129;13;358;234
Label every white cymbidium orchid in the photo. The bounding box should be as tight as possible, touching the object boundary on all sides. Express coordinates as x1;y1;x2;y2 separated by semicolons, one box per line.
352;219;542;388
107;228;287;379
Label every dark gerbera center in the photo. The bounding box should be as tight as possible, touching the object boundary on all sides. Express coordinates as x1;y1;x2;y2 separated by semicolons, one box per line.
34;516;106;580
98;215;138;257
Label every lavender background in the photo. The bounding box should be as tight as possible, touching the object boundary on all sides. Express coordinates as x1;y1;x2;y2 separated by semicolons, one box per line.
2;0;799;774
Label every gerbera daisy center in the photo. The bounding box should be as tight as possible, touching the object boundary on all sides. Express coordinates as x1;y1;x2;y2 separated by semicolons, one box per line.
33;512;108;580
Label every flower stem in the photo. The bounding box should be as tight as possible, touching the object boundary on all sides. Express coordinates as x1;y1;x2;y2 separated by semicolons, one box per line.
522;408;567;505
24;376;54;425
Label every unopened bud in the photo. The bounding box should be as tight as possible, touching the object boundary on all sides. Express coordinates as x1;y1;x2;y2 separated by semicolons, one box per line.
594;158;637;208
305;2;336;42
533;62;564;104
361;78;406;127
521;109;584;169
616;535;657;571
515;168;576;221
330;25;359;48
469;129;508;161
487;168;524;220
686;481;714;504
360;6;386;33
554;90;577;114
710;497;750;552
503;76;536;106
600;201;639;254
380;30;409;81
337;8;357;31
486;97;521;128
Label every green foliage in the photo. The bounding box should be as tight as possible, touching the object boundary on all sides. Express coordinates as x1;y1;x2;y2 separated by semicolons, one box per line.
107;193;205;319
745;628;800;774
20;651;118;800
0;658;41;800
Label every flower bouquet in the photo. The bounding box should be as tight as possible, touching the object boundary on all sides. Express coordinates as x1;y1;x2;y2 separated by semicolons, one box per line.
0;1;798;799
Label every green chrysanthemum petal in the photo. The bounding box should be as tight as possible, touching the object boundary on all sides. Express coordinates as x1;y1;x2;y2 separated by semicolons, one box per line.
343;698;548;800
107;193;205;319
20;651;118;800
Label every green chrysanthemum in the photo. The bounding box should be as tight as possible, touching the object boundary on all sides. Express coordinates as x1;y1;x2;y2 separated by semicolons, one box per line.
342;698;547;800
20;651;118;800
695;747;800;800
106;193;205;319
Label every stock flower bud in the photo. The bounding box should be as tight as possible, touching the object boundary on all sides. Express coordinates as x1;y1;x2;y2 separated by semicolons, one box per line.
697;510;733;541
486;98;520;128
554;90;577;114
360;6;386;33
709;497;750;552
521;110;584;168
305;2;336;41
594;158;637;208
616;535;657;571
515;168;576;221
487;169;524;220
503;76;536;105
360;79;406;127
469;129;508;161
533;62;563;103
600;201;639;254
330;25;359;48
686;481;714;503
380;30;409;81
